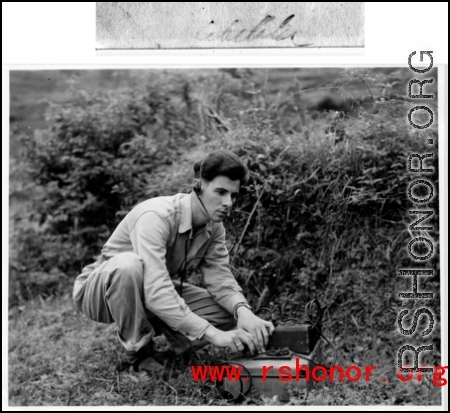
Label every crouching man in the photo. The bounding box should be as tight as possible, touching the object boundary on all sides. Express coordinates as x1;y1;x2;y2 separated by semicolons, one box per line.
73;149;274;372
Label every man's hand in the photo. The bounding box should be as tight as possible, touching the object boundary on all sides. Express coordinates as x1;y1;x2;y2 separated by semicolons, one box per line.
236;306;275;353
202;325;258;354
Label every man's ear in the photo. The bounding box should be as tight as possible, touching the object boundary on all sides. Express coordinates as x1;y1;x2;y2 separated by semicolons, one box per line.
192;179;201;193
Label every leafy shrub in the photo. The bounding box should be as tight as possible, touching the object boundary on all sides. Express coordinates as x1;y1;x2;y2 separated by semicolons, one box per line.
211;100;436;305
11;79;198;277
10;69;439;311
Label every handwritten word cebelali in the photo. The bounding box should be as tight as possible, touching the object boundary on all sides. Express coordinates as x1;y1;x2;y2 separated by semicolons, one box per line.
196;15;311;46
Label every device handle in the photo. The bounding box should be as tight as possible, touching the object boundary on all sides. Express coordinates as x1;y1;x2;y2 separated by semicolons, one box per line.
306;298;323;327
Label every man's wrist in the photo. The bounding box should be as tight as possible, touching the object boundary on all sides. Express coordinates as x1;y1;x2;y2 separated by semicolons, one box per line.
202;325;219;343
233;302;252;319
237;305;252;317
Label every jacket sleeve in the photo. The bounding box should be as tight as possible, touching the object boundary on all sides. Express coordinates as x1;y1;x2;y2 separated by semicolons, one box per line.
129;211;210;341
200;223;249;314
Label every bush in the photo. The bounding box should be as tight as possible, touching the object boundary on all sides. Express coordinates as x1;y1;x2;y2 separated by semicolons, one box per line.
11;78;200;277
205;98;437;308
10;69;439;311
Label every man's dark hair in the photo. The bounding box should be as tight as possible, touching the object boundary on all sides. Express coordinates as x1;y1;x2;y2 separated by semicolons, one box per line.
193;150;249;186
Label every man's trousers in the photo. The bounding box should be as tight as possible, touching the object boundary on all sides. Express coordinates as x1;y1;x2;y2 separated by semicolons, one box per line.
72;252;236;356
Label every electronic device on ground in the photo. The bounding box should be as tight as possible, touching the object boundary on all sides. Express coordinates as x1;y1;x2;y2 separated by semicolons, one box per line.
215;299;333;402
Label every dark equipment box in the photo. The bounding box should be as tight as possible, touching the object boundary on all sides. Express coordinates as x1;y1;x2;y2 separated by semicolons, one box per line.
268;322;321;354
223;339;322;402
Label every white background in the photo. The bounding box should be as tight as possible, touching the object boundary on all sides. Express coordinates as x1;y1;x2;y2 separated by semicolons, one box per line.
2;2;448;411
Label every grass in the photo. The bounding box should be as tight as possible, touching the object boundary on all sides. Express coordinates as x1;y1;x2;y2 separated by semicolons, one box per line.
8;292;211;407
7;272;442;407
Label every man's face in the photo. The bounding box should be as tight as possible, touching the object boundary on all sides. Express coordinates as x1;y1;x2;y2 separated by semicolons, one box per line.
199;175;240;222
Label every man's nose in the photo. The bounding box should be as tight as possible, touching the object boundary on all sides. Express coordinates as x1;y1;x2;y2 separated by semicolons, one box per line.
223;194;233;208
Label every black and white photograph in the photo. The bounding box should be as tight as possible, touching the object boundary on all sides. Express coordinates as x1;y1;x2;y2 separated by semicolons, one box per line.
3;1;448;410
96;2;365;50
7;66;443;406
